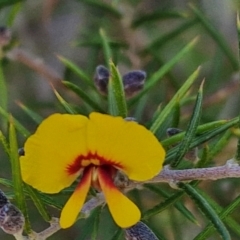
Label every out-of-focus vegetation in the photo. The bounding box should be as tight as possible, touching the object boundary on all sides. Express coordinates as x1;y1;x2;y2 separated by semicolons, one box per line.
0;0;240;239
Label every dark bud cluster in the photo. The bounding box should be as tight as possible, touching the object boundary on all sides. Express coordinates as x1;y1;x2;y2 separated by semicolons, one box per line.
0;190;25;235
125;221;159;240
122;70;146;98
94;65;146;98
18;148;25;156
94;65;110;95
166;127;182;137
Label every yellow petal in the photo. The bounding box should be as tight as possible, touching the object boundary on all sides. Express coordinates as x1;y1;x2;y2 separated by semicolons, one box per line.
98;166;140;228
60;167;92;228
87;113;165;181
20;114;89;193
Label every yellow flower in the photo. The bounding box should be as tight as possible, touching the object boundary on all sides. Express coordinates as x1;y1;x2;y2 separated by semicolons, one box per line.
20;112;165;228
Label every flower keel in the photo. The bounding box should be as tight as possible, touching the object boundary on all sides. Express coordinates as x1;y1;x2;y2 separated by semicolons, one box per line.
60;167;92;229
98;166;141;228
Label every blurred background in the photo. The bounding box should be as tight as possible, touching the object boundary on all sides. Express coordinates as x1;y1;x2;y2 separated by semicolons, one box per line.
0;0;239;239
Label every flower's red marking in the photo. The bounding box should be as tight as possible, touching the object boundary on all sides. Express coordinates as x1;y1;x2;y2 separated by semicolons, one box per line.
98;165;116;189
75;166;92;190
66;152;123;175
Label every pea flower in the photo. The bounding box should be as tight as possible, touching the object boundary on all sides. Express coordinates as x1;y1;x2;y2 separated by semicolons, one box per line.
20;113;165;228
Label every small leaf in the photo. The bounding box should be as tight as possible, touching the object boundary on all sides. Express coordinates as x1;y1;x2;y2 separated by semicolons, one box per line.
0;60;8;130
108;61;127;117
190;4;239;71
235;112;240;162
76;206;102;240
132;10;187;28
99;29;112;67
129;37;199;107
150;67;200;134
145;184;198;225
7;2;22;27
24;185;51;222
178;183;231;240
80;0;122;19
52;87;77;114
165;117;239;164
0;130;10;155
62;81;105;112
171;80;204;167
194;190;240;239
162;119;228;148
0;106;30;137
57;55;94;88
143;18;198;51
143;181;199;220
9;118;31;233
16;101;43;124
0;0;25;9
110;228;124;240
91;204;102;240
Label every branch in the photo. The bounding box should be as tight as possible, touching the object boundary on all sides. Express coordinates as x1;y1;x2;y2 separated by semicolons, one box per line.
149;159;240;183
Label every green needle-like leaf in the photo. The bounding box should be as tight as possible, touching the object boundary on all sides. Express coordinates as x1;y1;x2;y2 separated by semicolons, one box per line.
91;204;101;240
165;117;239;164
150;66;200;134
57;55;94;88
235;112;240;162
194;191;240;239
25;185;51;222
129;38;199;107
80;0;122;19
162;119;228;148
100;29;112;68
171;80;204;167
62;81;105;112
0;0;25;9
178;183;231;240
53;87;77;114
17;101;43;124
0;60;8;130
132;11;187;28
143;18;198;51
108;61;127;117
110;228;124;240
0;130;10;155
190;4;239;71
145;184;198;225
0;106;30;137
9;118;31;233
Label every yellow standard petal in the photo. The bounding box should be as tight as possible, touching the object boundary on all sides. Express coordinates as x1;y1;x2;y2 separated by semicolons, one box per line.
60;167;92;228
98;166;141;228
87;112;165;181
20;114;89;193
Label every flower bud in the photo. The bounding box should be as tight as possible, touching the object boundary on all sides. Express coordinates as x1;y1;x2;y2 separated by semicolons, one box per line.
166;128;182;137
0;190;9;208
0;203;25;235
18;148;25;156
94;65;109;95
122;70;146;98
125;221;159;240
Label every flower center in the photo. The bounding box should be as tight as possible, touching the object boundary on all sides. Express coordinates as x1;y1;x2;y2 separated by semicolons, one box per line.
66;152;122;176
